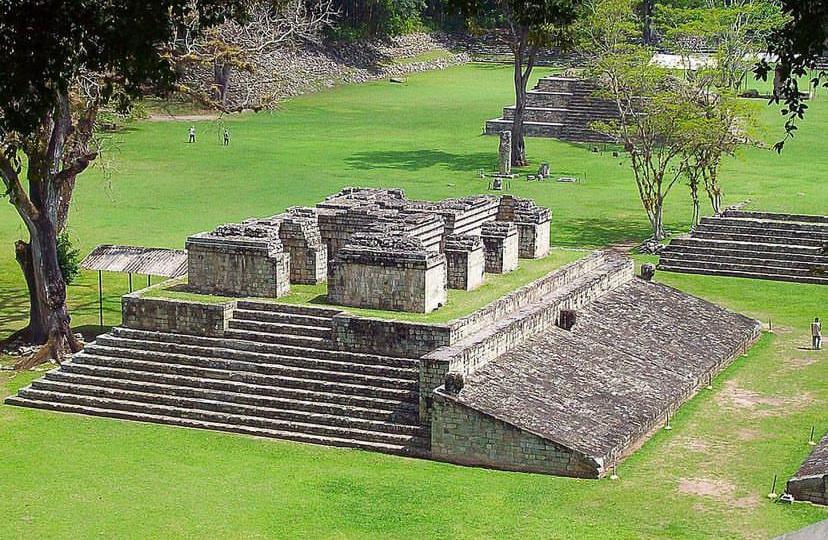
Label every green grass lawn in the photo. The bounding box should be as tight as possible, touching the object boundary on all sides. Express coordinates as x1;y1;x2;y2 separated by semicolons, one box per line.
1;63;827;538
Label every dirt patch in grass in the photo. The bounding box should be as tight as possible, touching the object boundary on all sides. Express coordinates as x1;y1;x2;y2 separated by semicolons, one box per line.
783;355;821;369
678;477;757;509
715;380;814;417
668;436;711;453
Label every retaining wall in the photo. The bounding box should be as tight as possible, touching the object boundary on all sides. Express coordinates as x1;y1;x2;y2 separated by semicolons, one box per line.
122;292;235;337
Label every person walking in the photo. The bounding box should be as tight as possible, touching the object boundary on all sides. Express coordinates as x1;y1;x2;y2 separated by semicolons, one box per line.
812;317;822;350
188;126;196;143
223;128;230;146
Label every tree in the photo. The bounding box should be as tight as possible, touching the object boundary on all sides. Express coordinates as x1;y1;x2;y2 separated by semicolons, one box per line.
447;0;582;166
755;0;828;150
172;0;337;111
0;0;241;368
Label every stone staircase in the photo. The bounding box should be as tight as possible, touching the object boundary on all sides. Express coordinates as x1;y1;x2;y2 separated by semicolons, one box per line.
658;211;828;285
6;301;428;455
485;77;618;143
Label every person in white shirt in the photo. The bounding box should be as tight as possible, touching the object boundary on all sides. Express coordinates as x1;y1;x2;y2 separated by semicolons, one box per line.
188;126;196;143
812;317;822;350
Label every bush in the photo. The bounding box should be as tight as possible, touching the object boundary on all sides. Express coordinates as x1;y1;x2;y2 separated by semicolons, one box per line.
57;232;81;285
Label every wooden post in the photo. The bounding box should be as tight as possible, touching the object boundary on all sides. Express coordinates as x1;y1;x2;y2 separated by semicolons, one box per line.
98;270;104;327
128;273;133;293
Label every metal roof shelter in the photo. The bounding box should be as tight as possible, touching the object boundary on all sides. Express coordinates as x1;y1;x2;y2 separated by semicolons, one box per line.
80;244;188;326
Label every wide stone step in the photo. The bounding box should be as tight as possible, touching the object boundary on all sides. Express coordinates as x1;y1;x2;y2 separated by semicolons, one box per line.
484;119;563;137
232;308;333;330
229;316;330;339
28;379;421;434
5;395;427;455
77;346;418;390
68;354;419;399
722;210;828;225
658;256;826;277
661;244;827;264
236;301;342;318
695;222;828;242
110;327;419;368
667;237;822;256
657;263;828;285
691;229;825;247
46;367;418;414
704;216;828;234
91;336;419;380
225;320;331;347
503;106;568;123
659;251;828;271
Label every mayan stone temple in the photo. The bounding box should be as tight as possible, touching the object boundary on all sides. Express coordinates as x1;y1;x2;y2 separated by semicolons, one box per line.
7;188;761;478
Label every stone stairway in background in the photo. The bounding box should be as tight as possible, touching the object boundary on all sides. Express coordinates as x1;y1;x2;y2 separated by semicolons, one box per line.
658;211;828;285
6;302;429;456
484;77;618;144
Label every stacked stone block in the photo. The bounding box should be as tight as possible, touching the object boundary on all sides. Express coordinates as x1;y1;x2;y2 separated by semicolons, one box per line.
444;234;485;290
186;223;291;298
481;221;519;274
497;196;551;259
328;233;448;313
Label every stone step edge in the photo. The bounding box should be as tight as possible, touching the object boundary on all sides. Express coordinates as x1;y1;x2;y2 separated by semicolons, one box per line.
46;367;418;411
657;258;827;275
66;356;419;400
230;309;332;329
4;396;425;455
657;264;828;284
90;337;420;376
38;374;418;422
74;350;418;389
27;380;422;434
235;301;342;317
659;253;828;268
110;327;419;364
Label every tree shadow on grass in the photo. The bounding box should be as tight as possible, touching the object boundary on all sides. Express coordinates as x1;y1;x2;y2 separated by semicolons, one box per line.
552;217;654;249
346;149;496;172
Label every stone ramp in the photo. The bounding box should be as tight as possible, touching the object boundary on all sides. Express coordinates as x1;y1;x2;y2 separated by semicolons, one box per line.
659;211;828;285
787;433;828;505
5;302;429;457
431;279;760;477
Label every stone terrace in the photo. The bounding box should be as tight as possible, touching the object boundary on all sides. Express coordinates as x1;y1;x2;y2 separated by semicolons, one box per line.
787;433;828;505
659;210;828;285
431;279;760;477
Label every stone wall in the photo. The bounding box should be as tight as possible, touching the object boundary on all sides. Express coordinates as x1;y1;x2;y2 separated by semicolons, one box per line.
431;392;600;477
497;196;551;259
331;315;452;358
186;224;291;298
787;433;828;505
481;221;519;274
419;255;634;421
444;235;485;290
122;293;235;337
328;234;447;313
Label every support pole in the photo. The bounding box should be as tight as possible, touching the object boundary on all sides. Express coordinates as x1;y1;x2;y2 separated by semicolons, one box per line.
98;270;104;328
147;274;151;287
129;273;133;293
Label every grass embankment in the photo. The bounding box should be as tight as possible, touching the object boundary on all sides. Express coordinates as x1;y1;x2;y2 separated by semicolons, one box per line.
1;64;826;538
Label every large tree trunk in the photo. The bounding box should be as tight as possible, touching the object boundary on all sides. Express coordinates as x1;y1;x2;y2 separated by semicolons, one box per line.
214;62;232;106
13;214;81;370
651;201;666;241
511;42;531;168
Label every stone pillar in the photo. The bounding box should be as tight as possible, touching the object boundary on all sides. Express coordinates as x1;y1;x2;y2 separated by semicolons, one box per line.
481;221;519;274
444;235;485;291
499;130;512;175
497;196;551;259
277;211;328;285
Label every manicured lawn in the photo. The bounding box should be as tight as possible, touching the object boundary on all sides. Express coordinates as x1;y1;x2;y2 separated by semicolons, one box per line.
0;64;826;538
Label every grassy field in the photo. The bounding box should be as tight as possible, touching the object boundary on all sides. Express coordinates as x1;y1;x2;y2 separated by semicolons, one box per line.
1;63;827;538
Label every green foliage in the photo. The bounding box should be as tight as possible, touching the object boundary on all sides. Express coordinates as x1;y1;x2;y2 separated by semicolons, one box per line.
329;0;428;37
55;232;80;285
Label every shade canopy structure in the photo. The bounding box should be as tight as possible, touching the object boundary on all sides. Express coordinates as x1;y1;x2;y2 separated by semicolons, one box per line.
80;245;188;327
80;244;188;278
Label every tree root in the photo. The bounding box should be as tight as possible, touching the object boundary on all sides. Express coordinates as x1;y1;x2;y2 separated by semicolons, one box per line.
13;331;82;371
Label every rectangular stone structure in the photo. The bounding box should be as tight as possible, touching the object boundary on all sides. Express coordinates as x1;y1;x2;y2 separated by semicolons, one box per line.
186;223;290;298
498;195;551;259
245;209;328;285
328;233;447;313
481;221;519;274
444;235;485;291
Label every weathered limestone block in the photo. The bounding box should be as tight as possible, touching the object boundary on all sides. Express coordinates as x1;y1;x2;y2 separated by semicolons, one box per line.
497;196;551;259
186;223;291;298
444;235;485;291
481;221;519;274
498;130;512;175
278;210;327;284
328;233;447;313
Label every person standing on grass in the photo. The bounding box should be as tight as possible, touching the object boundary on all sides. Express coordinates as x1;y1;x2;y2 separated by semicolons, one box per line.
188;126;196;143
223;128;230;146
812;317;822;350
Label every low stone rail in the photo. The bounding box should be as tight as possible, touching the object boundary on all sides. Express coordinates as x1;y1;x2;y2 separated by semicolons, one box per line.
121;289;235;338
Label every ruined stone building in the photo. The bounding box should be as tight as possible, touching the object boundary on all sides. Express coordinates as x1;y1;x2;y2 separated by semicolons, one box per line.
7;189;761;478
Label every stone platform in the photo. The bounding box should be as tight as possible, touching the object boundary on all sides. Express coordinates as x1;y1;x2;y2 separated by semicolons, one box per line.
484;77;619;144
659;210;828;285
787;433;828;505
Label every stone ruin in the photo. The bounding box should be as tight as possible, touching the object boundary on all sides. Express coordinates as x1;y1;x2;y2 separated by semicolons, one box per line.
185;188;552;312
